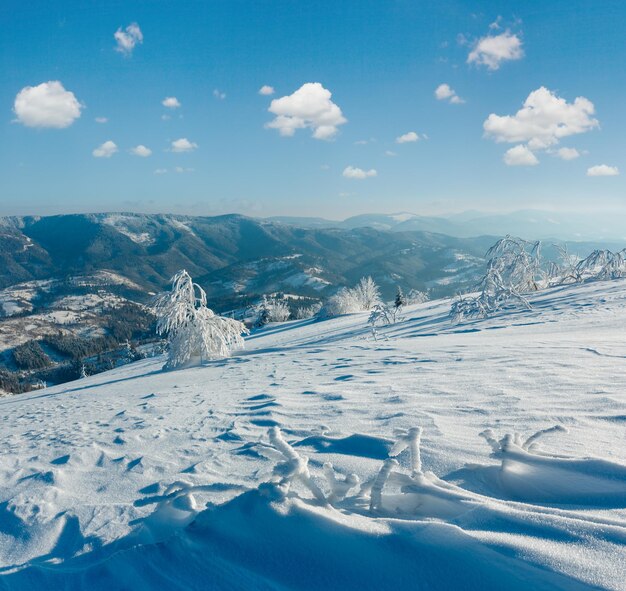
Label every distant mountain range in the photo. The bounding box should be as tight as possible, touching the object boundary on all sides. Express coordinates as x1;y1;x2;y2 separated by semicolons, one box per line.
268;210;626;242
0;213;499;305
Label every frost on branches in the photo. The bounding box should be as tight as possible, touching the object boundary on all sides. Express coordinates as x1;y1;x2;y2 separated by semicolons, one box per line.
450;236;538;323
255;295;291;327
154;270;248;370
320;276;381;317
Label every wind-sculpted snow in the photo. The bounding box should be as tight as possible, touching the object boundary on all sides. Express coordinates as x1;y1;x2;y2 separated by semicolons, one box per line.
1;279;626;589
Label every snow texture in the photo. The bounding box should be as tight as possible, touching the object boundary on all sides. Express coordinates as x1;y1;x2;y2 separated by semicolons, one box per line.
1;279;626;589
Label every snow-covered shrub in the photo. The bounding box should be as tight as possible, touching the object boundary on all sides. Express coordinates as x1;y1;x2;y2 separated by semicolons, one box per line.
575;249;626;281
154;270;248;370
485;236;543;292
450;236;538;323
322;462;360;506
369;458;399;513
406;289;429;305
479;425;568;454
255;295;291;326
368;303;393;326
546;245;626;287
265;427;327;502
320;287;362;317
293;302;322;320
450;268;531;323
353;276;381;310
319;276;381;317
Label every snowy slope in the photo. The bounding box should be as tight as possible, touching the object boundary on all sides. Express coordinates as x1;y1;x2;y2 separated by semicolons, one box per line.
1;280;626;590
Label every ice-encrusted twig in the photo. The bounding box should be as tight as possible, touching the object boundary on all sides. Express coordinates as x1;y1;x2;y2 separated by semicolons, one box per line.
268;427;326;503
369;458;398;513
480;424;567;454
391;427;423;476
323;462;360;505
479;429;501;453
523;425;568;450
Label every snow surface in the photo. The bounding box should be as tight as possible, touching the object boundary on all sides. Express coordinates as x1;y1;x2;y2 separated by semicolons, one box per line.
1;280;626;589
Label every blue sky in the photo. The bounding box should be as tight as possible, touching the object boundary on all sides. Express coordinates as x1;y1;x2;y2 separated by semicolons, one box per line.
1;0;624;218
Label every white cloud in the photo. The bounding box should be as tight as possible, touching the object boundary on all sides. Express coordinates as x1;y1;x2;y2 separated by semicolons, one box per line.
587;164;619;177
92;140;118;158
95;117;108;124
213;89;226;100
170;138;198;153
483;87;599;150
162;97;181;109
13;81;82;128
130;145;152;157
556;147;580;161
503;144;539;166
467;30;523;70
154;168;168;175
266;82;347;140
385;150;397;157
434;83;464;104
342;166;377;179
114;23;143;55
435;84;454;100
175;166;194;173
259;85;275;96
396;131;420;144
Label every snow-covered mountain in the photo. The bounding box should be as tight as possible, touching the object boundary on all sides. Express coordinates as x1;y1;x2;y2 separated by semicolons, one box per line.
0;212;494;300
1;279;625;590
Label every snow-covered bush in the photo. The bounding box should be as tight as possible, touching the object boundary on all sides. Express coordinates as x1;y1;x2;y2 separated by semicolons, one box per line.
320;287;362;317
154;270;248;370
406;289;429;305
574;249;626;281
450;236;538;323
450;268;531;323
353;276;381;310
319;277;381;317
368;303;393;327
255;295;291;326
294;302;322;319
485;236;543;292
538;244;626;287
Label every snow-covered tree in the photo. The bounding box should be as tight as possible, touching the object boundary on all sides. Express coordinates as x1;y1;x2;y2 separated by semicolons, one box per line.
353;276;381;310
575;249;626;281
450;237;538;323
320;277;381;317
154;270;248;370
485;236;543;292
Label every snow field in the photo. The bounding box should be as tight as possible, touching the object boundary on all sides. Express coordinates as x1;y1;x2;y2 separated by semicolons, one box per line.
0;279;625;589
